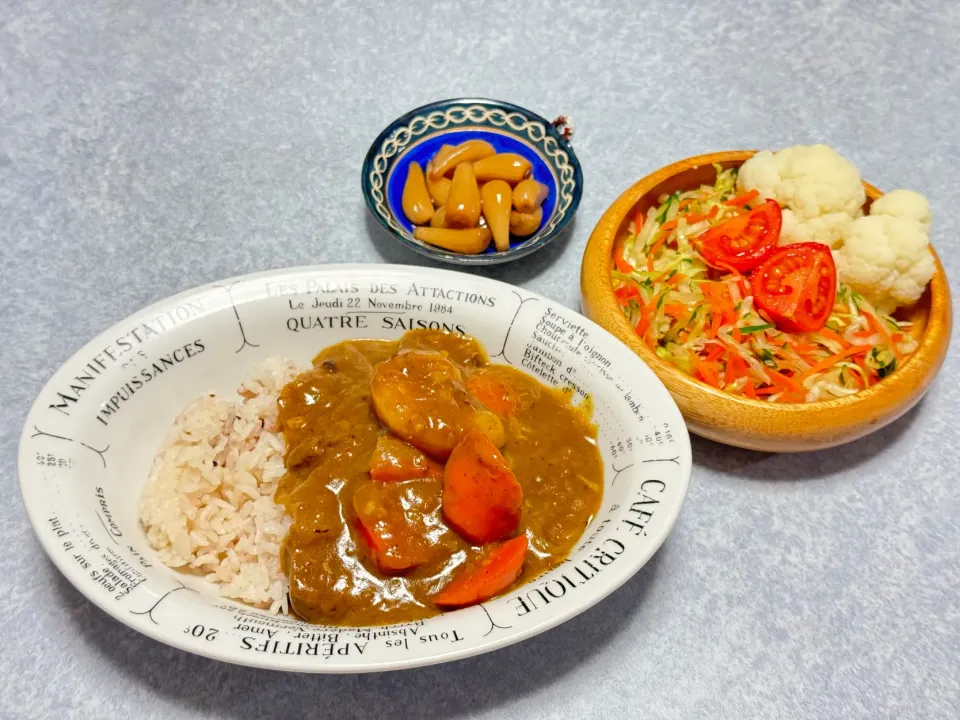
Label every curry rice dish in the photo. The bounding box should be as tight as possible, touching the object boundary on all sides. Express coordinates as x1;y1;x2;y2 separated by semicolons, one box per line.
140;329;603;626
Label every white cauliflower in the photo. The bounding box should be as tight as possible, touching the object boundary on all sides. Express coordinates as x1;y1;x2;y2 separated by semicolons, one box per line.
833;215;934;314
735;150;780;200
869;189;931;232
780;209;852;248
738;145;935;312
737;144;866;220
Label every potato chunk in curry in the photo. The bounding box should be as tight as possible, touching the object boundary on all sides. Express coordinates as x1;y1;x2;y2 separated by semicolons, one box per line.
370;350;505;458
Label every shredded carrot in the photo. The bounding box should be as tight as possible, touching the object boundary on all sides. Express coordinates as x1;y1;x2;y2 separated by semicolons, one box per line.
755;386;780;396
716;286;735;313
723;352;737;386
800;345;870;380
700;284;734;338
704;344;725;362
701;283;734;314
663;303;687;318
614;285;639;305
634;207;645;235
695;360;721;387
685;205;719;224
743;379;757;399
636;292;662;338
708;309;723;338
841;365;864;389
712;265;750;298
713;259;742;278
866;312;899;359
732;327;742;343
891;332;903;343
660;218;678;233
855;355;873;387
725;189;759;207
819;327;848;346
767;370;804;394
614;244;635;274
648;232;669;259
731;352;747;376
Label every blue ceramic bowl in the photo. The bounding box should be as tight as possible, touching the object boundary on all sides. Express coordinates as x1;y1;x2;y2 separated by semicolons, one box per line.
362;98;583;265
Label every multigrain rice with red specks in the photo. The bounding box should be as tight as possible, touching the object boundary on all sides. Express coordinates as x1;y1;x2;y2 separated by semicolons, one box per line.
139;358;299;614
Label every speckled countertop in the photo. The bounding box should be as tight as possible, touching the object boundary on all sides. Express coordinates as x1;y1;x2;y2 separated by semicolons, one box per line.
1;1;958;718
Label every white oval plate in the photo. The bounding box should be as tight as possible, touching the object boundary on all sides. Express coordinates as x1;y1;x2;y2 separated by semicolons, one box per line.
19;264;691;673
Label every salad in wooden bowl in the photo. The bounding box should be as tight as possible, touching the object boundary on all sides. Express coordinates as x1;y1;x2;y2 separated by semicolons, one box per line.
581;148;952;452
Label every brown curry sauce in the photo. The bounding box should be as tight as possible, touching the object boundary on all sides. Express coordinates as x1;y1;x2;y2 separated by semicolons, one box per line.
275;330;603;626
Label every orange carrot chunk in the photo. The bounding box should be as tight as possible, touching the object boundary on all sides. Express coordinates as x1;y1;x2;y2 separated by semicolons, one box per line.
467;374;517;416
353;484;430;575
442;430;522;544
433;535;528;609
369;434;444;482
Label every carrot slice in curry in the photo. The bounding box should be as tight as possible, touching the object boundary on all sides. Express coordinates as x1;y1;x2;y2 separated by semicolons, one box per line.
369;434;444;482
433;535;528;608
442;430;522;544
467;374;516;415
352;483;431;575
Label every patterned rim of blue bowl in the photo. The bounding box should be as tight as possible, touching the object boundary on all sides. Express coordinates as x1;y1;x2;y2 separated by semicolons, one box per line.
361;97;584;265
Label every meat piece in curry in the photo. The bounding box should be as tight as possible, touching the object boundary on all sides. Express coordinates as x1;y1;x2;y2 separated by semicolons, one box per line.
275;329;603;626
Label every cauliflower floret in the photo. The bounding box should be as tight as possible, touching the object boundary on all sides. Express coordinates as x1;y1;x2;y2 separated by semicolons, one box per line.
869;189;931;232
833;215;934;314
737;144;866;220
780;209;853;249
735;150;780;201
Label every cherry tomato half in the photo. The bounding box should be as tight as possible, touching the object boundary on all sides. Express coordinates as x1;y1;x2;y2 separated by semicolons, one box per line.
696;199;782;272
752;242;837;333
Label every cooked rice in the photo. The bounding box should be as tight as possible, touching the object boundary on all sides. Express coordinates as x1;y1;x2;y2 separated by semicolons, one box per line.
139;357;300;614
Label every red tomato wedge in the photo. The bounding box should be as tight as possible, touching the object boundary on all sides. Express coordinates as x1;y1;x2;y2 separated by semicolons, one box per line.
369;433;443;482
442;430;522;544
696;199;782;272
752;242;837;333
433;535;528;609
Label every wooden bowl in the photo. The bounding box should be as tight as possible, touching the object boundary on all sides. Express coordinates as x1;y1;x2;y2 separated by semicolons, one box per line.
581;151;953;452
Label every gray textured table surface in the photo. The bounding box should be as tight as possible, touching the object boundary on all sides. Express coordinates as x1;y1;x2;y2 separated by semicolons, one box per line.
2;1;958;718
